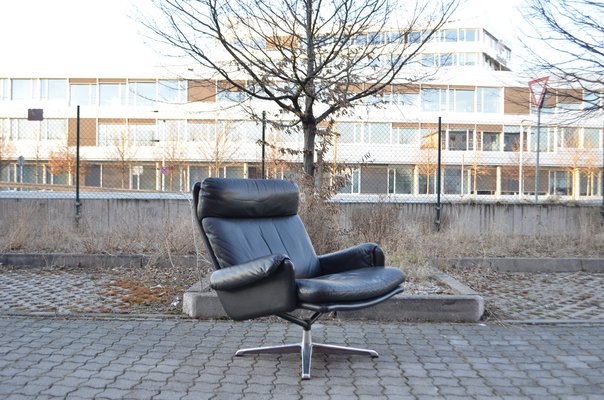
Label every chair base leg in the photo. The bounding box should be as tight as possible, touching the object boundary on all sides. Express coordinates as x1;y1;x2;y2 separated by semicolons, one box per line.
235;329;378;379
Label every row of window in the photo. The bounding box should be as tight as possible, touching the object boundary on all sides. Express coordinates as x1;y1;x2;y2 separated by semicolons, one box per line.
339;165;601;198
2;118;602;151
2;77;601;116
3;161;601;199
0;79;186;106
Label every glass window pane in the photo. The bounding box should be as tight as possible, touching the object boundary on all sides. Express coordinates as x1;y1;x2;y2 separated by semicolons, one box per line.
478;87;502;113
450;89;474;112
129;82;156;106
482;132;500;151
583;128;600;148
448;130;467;150
100;83;127;106
70;84;97;106
11;79;33;100
158;80;186;104
42;79;68;100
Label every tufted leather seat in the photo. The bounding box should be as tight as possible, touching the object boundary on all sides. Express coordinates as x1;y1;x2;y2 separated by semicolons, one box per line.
193;178;405;379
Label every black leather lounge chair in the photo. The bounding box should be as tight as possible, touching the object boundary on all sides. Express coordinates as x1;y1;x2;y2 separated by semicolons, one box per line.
193;178;405;379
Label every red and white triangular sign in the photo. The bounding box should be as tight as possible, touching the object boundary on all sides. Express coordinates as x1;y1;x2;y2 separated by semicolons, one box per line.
528;76;549;108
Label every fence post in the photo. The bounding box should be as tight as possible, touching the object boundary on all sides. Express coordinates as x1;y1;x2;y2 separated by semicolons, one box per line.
75;105;81;227
435;116;442;231
261;111;266;179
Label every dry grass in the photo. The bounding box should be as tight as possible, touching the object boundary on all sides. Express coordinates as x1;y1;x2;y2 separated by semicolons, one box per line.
1;197;602;281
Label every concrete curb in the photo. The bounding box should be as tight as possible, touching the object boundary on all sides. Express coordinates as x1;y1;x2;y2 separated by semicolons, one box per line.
182;273;485;323
451;257;604;273
0;252;198;269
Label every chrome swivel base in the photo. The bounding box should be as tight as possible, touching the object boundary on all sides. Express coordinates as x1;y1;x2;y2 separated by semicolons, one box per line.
235;329;378;379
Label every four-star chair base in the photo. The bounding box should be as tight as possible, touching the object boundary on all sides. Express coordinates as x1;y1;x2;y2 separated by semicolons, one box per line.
234;312;379;379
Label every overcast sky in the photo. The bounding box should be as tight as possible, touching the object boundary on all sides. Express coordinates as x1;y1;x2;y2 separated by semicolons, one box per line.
0;0;526;76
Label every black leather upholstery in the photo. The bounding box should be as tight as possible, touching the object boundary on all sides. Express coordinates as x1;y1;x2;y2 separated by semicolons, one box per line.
193;178;405;321
297;267;405;303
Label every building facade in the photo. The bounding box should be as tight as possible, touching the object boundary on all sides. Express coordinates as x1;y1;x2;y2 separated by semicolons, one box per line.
0;24;602;202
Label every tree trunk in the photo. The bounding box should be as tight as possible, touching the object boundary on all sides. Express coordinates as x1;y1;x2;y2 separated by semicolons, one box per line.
302;120;316;177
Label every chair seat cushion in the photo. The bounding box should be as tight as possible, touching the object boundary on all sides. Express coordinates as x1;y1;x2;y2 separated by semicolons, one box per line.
296;267;404;304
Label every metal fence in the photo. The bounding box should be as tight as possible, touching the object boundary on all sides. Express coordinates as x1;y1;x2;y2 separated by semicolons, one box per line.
1;107;603;209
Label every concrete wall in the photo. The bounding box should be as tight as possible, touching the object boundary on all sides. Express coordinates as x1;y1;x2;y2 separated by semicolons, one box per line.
338;202;602;236
1;196;601;238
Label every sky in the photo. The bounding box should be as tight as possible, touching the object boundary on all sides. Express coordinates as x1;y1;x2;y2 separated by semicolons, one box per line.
0;0;527;76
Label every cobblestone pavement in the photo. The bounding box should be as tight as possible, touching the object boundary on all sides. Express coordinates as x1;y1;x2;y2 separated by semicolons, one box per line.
481;272;604;321
2;265;604;322
1;316;603;400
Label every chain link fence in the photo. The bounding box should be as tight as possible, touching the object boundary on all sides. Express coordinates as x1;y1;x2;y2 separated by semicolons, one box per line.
0;108;603;206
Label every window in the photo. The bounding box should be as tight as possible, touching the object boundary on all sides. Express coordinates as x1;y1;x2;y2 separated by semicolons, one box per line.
353;34;367;46
504;126;527;152
448;130;470;151
338;168;360;194
421;54;436;67
129;81;156;106
128;123;156;145
389;92;418;107
583;91;601;111
367;32;385;45
476;87;502;113
444;167;462;194
99;83;127;106
335;123;389;144
70;84;97;106
406;31;421;44
583;128;600;148
448;89;474;112
11;119;38;140
0;79;9;100
558;127;579;149
459;29;477;42
580;171;599;196
530;126;549;152
421;88;447;112
440;29;457;42
98;122;126;147
482;132;500;151
549;170;570;195
388;166;413;194
216;87;246;102
158;80;186;104
11;79;34;100
440;53;456;67
459;53;478;66
187;121;215;142
418;171;436;194
41;79;68;101
42;119;67;140
392;127;418;145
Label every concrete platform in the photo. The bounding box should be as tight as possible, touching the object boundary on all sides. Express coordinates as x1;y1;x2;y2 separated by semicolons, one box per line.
183;269;485;323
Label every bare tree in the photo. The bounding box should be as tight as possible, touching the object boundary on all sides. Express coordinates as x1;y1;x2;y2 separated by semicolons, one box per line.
48;144;86;186
521;0;604;113
111;127;138;189
145;0;459;179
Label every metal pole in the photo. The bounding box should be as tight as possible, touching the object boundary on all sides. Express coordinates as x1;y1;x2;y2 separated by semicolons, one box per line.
601;121;603;221
261;111;266;179
535;100;542;202
75;105;81;226
435;116;442;230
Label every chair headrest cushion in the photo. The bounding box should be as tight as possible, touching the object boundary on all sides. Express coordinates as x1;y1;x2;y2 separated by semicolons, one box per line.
198;178;299;218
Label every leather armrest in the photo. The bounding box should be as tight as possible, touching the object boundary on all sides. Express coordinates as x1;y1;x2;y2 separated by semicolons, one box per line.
210;254;291;291
318;242;385;275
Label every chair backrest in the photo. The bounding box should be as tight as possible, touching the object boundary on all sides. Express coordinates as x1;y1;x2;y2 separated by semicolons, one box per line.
193;178;321;279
